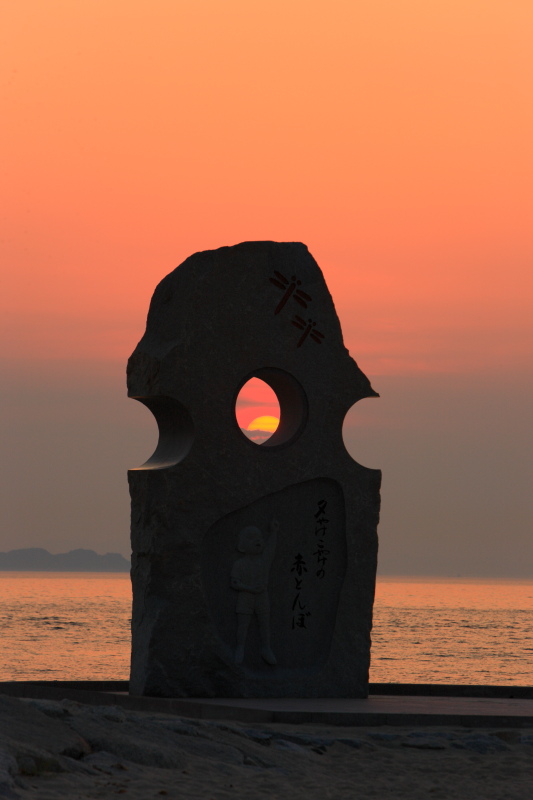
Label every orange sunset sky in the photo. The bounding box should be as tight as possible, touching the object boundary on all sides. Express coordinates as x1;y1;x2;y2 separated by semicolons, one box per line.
1;1;532;576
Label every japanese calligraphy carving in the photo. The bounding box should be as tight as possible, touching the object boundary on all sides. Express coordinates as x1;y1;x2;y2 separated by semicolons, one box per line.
290;552;311;628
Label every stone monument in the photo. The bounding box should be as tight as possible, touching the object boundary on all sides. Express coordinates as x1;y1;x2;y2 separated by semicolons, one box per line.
127;241;380;698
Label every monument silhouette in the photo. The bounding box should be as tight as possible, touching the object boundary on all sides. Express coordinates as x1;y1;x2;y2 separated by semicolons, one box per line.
128;241;380;697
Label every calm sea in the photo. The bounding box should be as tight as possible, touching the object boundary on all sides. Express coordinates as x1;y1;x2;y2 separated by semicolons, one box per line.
0;573;531;685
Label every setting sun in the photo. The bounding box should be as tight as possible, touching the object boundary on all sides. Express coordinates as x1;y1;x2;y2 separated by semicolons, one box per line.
247;416;280;433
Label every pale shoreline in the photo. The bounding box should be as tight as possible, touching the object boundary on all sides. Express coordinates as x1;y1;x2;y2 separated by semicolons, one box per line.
1;694;532;799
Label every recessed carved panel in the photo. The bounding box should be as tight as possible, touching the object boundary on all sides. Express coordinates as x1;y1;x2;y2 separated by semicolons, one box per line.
201;478;346;674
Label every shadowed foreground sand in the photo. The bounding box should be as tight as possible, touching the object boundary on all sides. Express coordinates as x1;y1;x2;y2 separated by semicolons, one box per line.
1;695;532;799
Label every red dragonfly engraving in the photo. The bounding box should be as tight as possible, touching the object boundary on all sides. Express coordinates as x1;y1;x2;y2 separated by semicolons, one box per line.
269;271;312;314
291;315;325;347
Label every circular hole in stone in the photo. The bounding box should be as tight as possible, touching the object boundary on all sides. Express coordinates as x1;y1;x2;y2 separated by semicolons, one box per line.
342;397;382;469
235;369;307;447
235;377;280;444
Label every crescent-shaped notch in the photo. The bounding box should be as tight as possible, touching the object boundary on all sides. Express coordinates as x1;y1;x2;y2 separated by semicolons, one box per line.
129;396;194;470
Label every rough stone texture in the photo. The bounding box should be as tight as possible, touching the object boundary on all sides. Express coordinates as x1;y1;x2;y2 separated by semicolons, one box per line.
0;694;90;771
127;241;380;698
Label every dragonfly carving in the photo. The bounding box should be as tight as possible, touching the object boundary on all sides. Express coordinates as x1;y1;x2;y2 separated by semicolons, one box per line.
291;315;325;347
269;271;312;314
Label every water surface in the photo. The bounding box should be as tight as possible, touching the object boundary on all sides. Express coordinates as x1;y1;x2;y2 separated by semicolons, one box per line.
0;572;531;684
372;577;533;685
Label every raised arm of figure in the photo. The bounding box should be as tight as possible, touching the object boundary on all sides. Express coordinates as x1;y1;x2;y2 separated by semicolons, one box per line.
264;518;279;567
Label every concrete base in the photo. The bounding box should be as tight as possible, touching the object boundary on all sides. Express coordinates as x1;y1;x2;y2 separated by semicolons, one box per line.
1;682;532;728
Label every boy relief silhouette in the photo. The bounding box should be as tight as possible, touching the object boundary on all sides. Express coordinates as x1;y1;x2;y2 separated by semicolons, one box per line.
231;518;279;665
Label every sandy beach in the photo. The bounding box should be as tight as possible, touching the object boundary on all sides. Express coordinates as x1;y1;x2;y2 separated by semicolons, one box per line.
1;694;532;799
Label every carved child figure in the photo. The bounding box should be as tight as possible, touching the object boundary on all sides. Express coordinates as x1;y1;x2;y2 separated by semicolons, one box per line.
231;519;279;665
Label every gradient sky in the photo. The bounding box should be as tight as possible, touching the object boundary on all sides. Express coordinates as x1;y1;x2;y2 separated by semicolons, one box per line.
1;1;532;576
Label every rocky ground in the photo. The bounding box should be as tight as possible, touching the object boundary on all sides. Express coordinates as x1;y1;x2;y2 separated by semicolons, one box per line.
1;694;532;799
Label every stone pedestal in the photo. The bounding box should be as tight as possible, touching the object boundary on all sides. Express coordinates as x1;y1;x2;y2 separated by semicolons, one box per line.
127;241;380;698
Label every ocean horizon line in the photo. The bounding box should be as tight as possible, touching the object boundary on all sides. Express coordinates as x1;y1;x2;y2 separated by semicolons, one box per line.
0;566;531;583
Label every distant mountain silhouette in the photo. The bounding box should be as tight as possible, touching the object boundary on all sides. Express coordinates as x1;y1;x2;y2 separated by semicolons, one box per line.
0;548;130;572
241;428;273;444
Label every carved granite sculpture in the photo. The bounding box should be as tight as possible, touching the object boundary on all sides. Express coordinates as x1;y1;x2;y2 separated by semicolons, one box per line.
127;241;380;698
